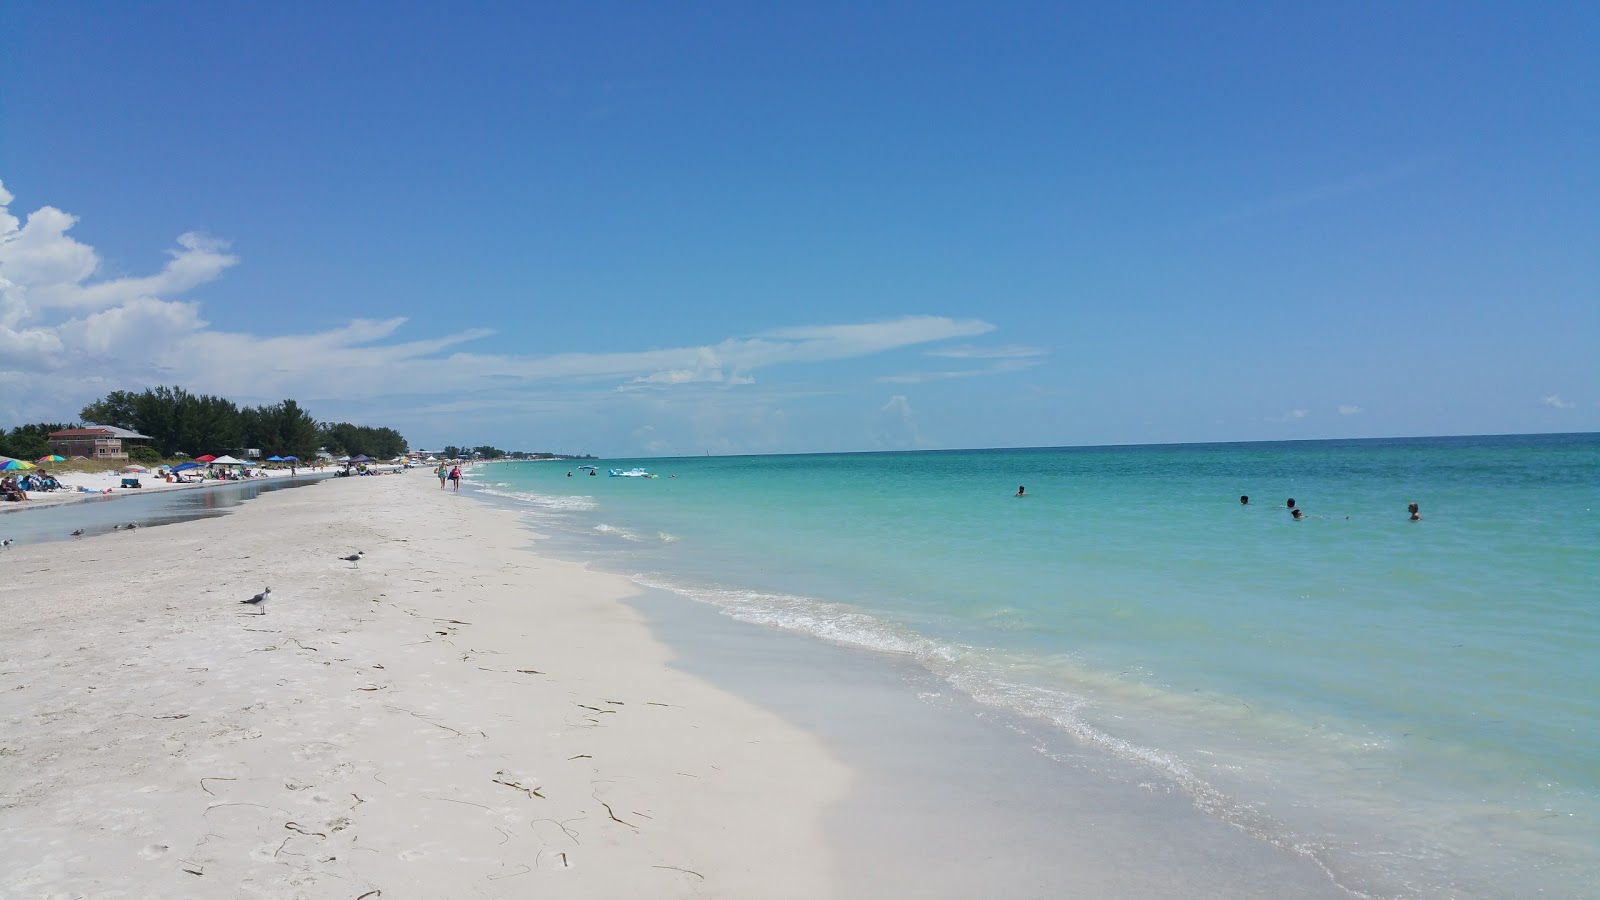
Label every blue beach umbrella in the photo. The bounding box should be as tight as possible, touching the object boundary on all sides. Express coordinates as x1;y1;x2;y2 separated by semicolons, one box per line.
171;462;202;471
283;456;300;462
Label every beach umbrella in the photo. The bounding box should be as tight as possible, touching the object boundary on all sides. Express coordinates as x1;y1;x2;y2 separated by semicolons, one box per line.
122;464;148;473
172;462;201;471
37;455;66;462
0;459;35;471
195;454;218;463
283;455;300;462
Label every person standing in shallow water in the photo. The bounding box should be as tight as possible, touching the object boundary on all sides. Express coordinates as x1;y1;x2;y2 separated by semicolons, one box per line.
1409;502;1422;521
1240;495;1249;505
1015;485;1026;497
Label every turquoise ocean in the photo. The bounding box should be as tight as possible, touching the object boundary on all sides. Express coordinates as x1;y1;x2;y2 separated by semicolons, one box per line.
467;433;1599;898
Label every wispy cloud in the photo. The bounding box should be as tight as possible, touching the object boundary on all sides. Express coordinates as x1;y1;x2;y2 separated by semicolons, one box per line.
925;344;1048;360
1269;409;1310;423
878;358;1042;384
1207;157;1439;227
1338;404;1363;415
0;179;1000;428
1541;394;1575;409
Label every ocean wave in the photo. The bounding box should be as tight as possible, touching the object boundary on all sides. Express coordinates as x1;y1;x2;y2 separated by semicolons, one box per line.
475;486;598;512
595;524;678;543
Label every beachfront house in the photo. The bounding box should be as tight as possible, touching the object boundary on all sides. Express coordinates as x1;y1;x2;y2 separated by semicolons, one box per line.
47;425;154;462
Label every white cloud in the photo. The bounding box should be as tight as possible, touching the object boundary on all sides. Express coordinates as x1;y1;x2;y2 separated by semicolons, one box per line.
875;394;928;449
1541;395;1575;409
1269;409;1310;423
1338;404;1363;415
0;179;1008;428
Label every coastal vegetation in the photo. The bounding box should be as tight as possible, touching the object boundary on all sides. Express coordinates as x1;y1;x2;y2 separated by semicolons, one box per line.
0;423;72;461
0;385;413;463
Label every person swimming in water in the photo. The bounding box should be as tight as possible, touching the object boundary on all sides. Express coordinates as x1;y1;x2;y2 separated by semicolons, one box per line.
1408;501;1422;521
1240;495;1249;505
1286;498;1296;510
1291;508;1304;520
1015;485;1026;497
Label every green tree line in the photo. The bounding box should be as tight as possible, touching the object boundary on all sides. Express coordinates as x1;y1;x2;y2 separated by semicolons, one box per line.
65;386;407;461
0;423;73;461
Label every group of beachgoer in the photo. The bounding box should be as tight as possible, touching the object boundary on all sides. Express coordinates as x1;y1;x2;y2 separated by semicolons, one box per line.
1;470;69;501
1239;495;1421;521
435;463;462;491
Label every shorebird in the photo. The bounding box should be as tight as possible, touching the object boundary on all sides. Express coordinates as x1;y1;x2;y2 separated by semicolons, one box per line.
126;522;139;530
340;550;364;566
1;538;12;548
240;586;271;614
70;529;84;537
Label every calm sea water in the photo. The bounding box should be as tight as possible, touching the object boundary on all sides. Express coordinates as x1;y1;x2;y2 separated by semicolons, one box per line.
468;434;1599;898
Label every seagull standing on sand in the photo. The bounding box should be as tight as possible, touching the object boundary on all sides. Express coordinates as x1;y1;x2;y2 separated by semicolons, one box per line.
340;551;363;566
70;529;84;537
1;538;13;548
241;586;272;614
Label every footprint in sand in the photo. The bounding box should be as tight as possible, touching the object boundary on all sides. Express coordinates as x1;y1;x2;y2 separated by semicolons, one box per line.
398;847;429;861
317;761;355;780
138;843;170;860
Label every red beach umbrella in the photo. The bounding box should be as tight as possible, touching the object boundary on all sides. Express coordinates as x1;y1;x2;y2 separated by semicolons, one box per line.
195;454;218;463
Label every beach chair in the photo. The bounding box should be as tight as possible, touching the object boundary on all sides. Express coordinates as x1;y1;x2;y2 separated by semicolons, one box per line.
120;478;142;489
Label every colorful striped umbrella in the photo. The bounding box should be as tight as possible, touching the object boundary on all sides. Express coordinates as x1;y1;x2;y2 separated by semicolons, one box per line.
37;455;66;462
0;459;35;471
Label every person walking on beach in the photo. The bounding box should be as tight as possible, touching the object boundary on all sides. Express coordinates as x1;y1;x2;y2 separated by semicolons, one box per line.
437;464;448;489
449;465;462;492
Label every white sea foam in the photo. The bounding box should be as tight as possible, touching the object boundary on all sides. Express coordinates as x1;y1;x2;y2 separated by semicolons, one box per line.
475;486;598;512
625;570;1371;896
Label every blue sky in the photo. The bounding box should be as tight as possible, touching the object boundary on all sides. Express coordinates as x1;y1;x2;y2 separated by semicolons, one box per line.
2;2;1594;455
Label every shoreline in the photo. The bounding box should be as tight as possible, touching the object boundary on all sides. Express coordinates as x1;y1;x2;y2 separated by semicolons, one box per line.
0;467;341;515
462;469;1355;896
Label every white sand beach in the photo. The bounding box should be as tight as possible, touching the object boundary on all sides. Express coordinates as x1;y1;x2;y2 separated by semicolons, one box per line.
0;474;848;898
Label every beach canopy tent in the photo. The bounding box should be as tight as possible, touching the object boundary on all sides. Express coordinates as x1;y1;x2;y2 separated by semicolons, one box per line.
348;454;373;463
210;455;247;466
171;462;202;471
195;454;218;463
267;455;285;462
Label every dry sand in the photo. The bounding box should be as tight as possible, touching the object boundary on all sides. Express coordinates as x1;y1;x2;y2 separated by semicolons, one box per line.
0;474;849;898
